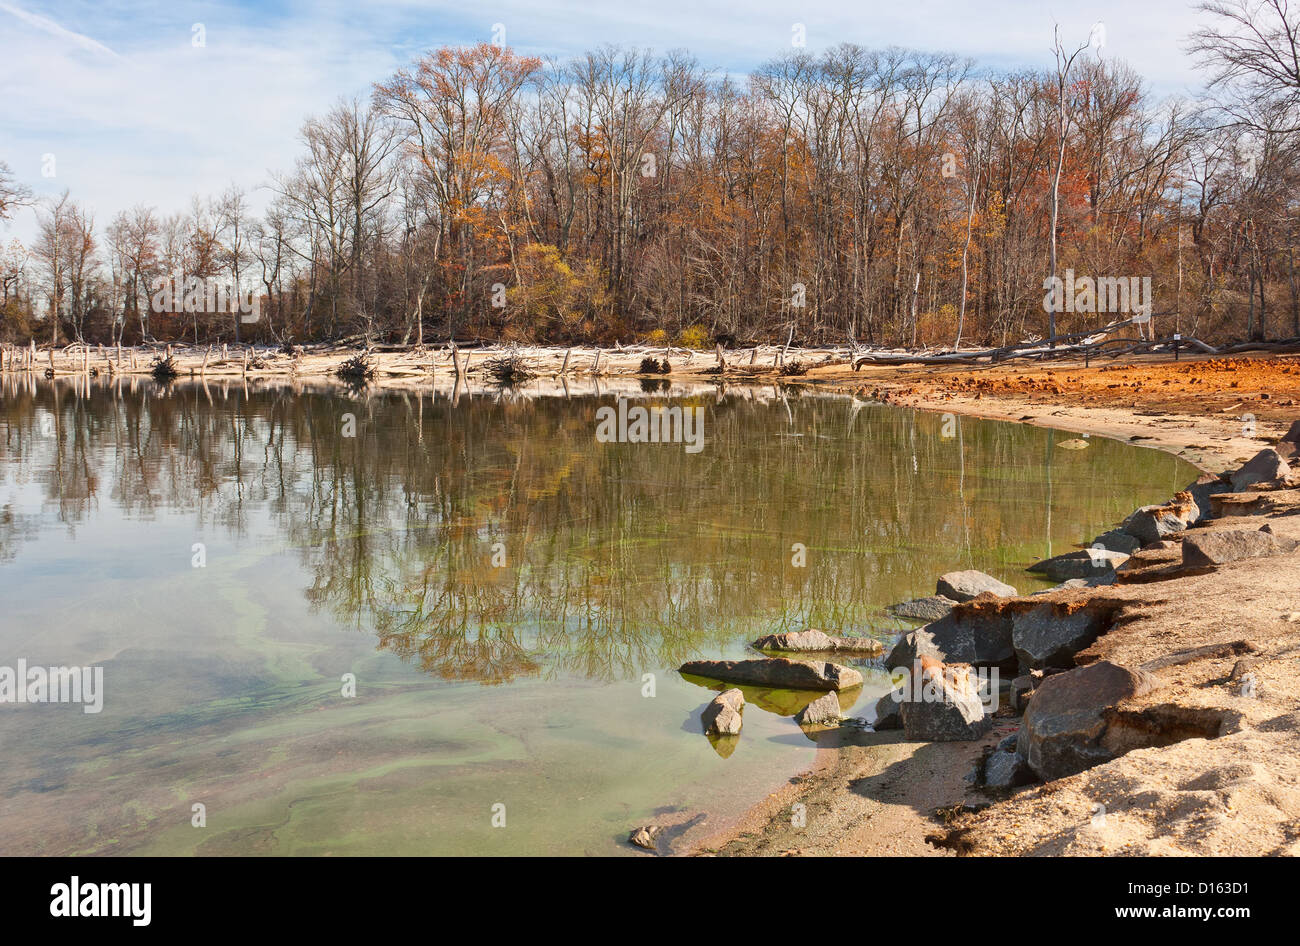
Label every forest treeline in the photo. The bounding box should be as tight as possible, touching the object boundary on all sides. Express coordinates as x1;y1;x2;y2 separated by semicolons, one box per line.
1;2;1299;350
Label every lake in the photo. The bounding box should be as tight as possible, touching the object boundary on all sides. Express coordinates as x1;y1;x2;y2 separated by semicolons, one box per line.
0;375;1197;855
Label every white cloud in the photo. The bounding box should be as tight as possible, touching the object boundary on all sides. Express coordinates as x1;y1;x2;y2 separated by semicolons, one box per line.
0;0;1212;246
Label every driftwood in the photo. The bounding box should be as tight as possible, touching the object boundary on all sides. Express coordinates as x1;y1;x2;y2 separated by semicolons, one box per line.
851;319;1230;369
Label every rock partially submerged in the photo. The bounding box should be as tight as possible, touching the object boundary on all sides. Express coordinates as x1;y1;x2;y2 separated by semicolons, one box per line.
795;691;842;727
701;688;744;735
680;657;863;691
1090;529;1141;555
936;569;1018;601
1016;660;1160;781
1182;528;1300;567
889;595;957;622
751;628;883;655
628;826;661;851
1027;548;1129;581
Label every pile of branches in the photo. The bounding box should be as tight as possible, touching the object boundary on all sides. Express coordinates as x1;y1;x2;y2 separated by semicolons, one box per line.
335;354;375;383
482;352;534;385
638;357;671;374
779;360;808;376
150;355;179;382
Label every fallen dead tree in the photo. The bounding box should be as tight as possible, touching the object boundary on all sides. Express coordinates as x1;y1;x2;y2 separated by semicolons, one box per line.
852;319;1227;369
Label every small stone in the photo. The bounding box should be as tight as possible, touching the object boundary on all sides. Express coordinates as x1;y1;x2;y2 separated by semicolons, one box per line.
628;826;661;850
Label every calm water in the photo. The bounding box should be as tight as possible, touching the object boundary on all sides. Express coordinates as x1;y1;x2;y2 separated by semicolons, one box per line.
0;375;1196;855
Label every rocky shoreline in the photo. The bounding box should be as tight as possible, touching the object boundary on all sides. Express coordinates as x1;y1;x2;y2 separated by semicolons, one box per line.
683;408;1300;857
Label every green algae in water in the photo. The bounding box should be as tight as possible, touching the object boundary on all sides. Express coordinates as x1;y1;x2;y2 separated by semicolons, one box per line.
0;380;1198;855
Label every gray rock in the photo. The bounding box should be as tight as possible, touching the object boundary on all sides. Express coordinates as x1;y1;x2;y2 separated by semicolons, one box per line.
1184;473;1227;524
1283;419;1300;444
1231;448;1291;492
873;689;902;730
1010;674;1035;712
1090;529;1142;555
899;664;991;742
984;749;1034;789
701;687;744;735
680;657;863;691
1047;574;1117;593
1012;603;1107;671
1016;660;1160;781
751;628;883;655
1181;528;1300;567
795;691;842;727
885;605;1016;670
885;627;945;669
890;595;957;622
996;731;1019;753
1028;548;1129;581
1122;493;1196;544
935;569;1018;601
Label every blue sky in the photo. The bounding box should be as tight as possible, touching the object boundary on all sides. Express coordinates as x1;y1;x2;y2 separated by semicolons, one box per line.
1;0;1213;243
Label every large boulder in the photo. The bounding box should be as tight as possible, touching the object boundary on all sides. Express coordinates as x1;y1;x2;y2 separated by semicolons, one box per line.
1016;660;1160;781
1090;529;1141;555
1012;603;1107;671
751;629;883;655
680;657;863;691
899;657;991;742
701;688;744;735
890;595;957;622
1027;549;1129;581
795;691;842;727
885;601;1016;671
1231;448;1291;492
936;570;1018;601
1182;528;1300;567
1121;491;1196;544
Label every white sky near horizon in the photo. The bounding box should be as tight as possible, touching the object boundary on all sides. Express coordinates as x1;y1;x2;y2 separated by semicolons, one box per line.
0;0;1217;247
